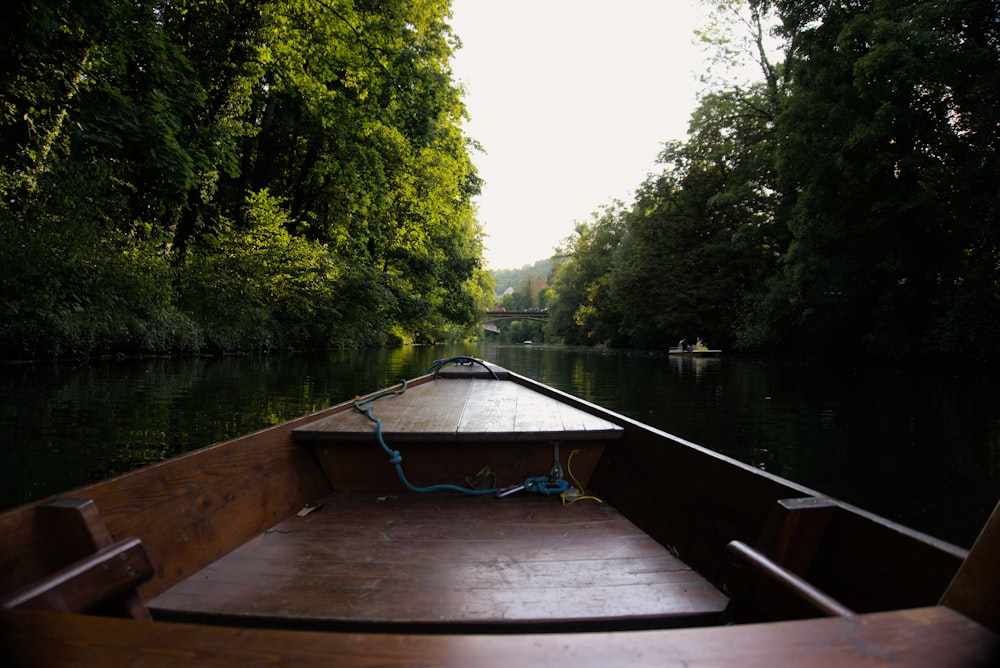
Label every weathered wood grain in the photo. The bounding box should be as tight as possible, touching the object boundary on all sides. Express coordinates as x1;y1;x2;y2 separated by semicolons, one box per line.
293;378;624;442
149;492;727;632
0;403;339;602
3;606;998;668
0;538;152;614
33;498;151;619
941;500;1000;633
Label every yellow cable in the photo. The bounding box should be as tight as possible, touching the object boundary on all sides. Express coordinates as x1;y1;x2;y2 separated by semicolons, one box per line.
561;449;604;507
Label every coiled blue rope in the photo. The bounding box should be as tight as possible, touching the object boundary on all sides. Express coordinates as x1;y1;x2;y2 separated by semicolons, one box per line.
524;475;570;496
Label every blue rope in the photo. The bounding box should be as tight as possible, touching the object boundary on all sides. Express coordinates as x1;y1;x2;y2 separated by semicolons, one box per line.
354;379;498;495
354;362;568;497
524;475;570;496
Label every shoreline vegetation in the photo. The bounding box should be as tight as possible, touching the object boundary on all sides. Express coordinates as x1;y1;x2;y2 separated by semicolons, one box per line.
3;1;998;364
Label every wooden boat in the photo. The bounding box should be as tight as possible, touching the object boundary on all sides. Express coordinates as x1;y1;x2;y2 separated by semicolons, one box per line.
669;346;722;357
1;357;998;666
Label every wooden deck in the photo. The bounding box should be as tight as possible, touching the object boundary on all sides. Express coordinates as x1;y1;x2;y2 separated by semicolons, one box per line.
293;377;624;443
148;492;727;633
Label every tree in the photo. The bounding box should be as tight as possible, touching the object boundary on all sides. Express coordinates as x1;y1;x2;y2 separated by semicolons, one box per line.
0;0;487;358
608;69;786;350
762;0;1000;357
234;0;482;338
546;204;628;346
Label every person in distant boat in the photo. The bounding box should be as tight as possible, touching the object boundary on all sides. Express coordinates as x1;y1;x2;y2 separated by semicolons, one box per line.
678;338;691;352
696;337;706;348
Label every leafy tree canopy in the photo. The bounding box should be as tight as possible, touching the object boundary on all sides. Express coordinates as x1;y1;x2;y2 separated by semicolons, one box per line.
0;0;487;358
544;0;1000;362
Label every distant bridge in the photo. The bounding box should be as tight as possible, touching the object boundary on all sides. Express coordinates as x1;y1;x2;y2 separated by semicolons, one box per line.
483;309;549;324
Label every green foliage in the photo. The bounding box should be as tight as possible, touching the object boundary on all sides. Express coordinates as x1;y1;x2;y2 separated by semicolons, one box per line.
178;190;344;351
0;160;195;358
758;0;1000;357
546;205;628;346
0;0;485;359
5;0;998;361
492;258;553;296
545;0;1000;361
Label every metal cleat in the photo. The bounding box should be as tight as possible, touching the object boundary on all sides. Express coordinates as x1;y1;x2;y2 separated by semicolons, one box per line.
495;482;526;498
549;442;563;481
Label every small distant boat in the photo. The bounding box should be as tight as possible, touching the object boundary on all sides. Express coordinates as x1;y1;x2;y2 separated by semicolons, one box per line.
0;357;997;665
669;346;722;357
523;340;532;345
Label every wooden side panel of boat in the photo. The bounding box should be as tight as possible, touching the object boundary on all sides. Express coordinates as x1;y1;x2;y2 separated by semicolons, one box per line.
593;420;966;612
505;371;968;613
0;403;340;602
4;606;999;668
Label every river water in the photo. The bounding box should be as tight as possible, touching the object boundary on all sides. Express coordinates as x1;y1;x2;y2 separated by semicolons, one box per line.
2;342;998;547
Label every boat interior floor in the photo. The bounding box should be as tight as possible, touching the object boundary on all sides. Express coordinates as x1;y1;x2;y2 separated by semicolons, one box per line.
148;491;729;633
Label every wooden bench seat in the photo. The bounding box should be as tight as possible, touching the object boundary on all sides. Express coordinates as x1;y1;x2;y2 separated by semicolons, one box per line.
0;538;152;615
0;498;153;620
148;492;727;633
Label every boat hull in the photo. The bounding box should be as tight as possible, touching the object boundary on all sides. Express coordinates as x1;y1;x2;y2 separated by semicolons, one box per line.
668;347;722;357
0;359;995;666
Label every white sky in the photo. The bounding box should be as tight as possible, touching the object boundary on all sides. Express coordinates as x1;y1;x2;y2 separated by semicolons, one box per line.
449;1;711;270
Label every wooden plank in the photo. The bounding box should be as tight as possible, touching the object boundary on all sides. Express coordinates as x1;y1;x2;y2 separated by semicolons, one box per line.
0;538;152;614
509;381;609;436
37;498;116;552
724;540;854;620
0;405;335;604
310;438;610;493
293;378;624;443
293;379;468;442
3;606;999;667
941;499;1000;633
755;497;838;576
808;504;967;613
463;379;622;439
457;378;518;433
722;497;842;623
179;550;701;583
149;492;727;632
584;407;968;611
35;498;151;619
391;379;469;435
296;376;617;493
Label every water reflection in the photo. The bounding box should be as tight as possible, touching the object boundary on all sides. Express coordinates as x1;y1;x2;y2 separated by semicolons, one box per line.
2;345;999;547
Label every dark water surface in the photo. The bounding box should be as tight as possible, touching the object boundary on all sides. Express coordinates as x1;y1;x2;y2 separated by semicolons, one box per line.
2;343;998;547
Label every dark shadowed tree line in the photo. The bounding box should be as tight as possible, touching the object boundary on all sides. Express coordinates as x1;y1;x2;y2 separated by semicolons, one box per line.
545;0;1000;361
